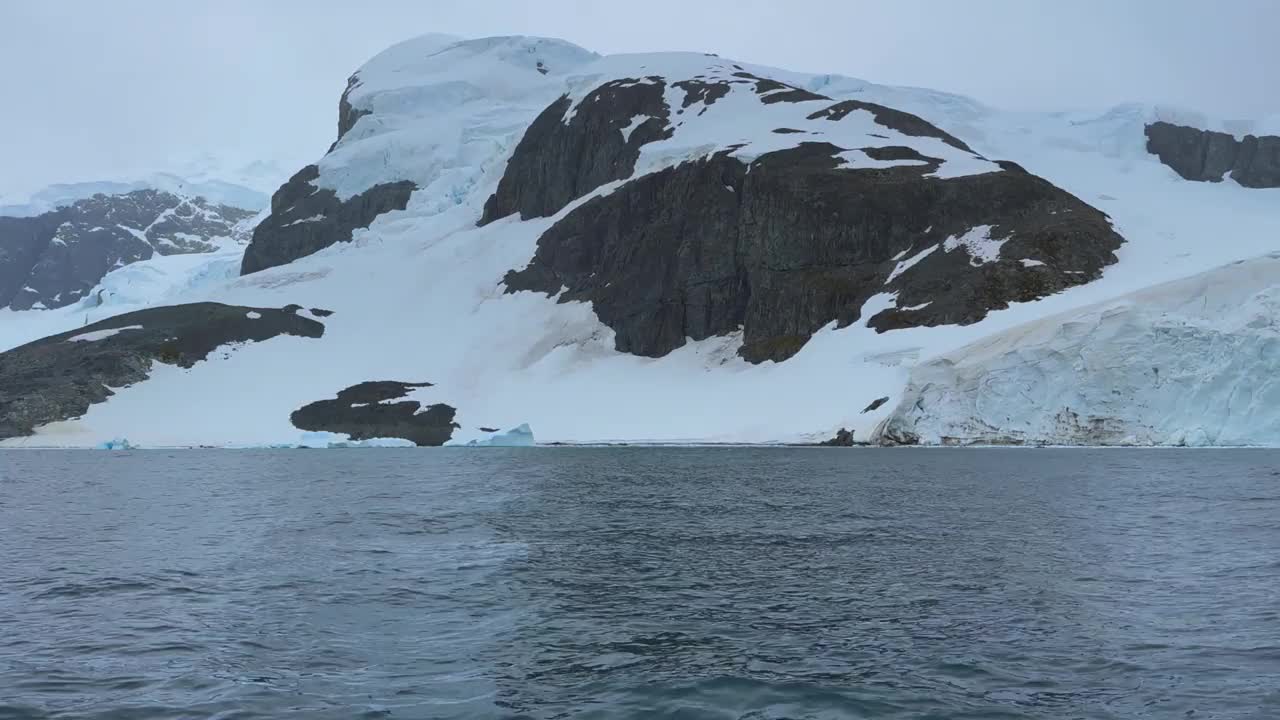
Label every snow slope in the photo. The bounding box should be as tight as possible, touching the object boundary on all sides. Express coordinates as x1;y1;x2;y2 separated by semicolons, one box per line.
3;34;1278;447
0;248;244;352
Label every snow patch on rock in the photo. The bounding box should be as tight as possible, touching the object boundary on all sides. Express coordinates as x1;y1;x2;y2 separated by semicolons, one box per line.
943;225;1004;266
67;325;144;342
885;244;939;284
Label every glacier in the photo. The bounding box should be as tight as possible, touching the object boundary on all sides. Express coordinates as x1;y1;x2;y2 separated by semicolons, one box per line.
876;254;1280;447
1;34;1278;448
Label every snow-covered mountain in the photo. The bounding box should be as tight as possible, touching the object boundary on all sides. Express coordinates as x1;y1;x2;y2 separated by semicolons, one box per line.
1;34;1277;448
0;169;277;219
0;189;258;312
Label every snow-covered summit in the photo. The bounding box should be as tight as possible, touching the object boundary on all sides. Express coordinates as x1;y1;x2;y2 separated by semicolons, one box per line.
2;34;1278;448
321;35;600;201
0;161;283;219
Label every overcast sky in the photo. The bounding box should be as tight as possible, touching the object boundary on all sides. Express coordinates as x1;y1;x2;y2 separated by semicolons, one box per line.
2;0;1277;198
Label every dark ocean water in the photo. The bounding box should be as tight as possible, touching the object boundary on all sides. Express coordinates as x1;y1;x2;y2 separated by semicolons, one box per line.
1;449;1279;719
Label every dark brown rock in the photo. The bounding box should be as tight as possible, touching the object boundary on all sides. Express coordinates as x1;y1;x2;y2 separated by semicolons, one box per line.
240;165;416;275
671;79;731;110
862;397;890;413
819;428;856;446
732;72;828;105
290;381;459;446
808;100;975;153
479;79;674;224
862;146;934;163
334;74;372;148
1145;121;1280;188
506;142;1122;363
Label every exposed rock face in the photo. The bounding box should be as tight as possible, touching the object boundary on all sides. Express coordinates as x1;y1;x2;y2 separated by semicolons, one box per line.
0;190;255;310
862;397;890;413
0;303;325;440
290;381;459;446
506;141;1123;362
335;74;371;147
819;428;856;446
1145;121;1280;188
732;71;828;105
480;78;674;224
0;214;65;309
240;165;416;275
808;100;976;153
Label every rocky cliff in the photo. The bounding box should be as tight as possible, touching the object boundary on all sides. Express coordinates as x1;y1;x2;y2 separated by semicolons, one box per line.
239;165;415;275
1145;121;1280;188
0;190;255;310
497;72;1124;362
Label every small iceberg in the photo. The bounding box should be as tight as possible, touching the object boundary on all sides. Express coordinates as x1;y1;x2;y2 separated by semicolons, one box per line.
96;438;135;450
466;424;535;447
327;437;416;449
294;431;415;449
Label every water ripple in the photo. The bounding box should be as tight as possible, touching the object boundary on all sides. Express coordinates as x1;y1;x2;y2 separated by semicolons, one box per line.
1;448;1279;718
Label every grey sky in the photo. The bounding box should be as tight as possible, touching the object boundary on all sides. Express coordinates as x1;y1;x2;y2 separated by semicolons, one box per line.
2;0;1277;198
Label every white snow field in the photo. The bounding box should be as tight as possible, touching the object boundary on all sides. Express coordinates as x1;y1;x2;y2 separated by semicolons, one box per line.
3;35;1278;447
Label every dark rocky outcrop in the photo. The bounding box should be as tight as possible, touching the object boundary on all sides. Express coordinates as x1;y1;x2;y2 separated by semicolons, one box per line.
335;74;371;147
808;100;975;153
0;303;325;440
732;72;827;105
479;79;674;224
290;381;459;446
0;190;255;310
819;428;856;447
1145;121;1280;188
863;146;934;163
672;79;731;110
506;142;1122;363
862;397;890;413
0;213;66;309
240;165;416;275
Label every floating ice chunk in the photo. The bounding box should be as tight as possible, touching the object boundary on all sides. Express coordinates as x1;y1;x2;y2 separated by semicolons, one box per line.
294;431;415;448
246;311;262;319
67;325;144;342
96;438;135;450
327;437;416;448
297;431;346;448
1021;259;1047;268
466;424;535;447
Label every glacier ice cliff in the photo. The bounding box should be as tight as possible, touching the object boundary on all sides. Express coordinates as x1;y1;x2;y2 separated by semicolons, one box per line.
876;254;1280;446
